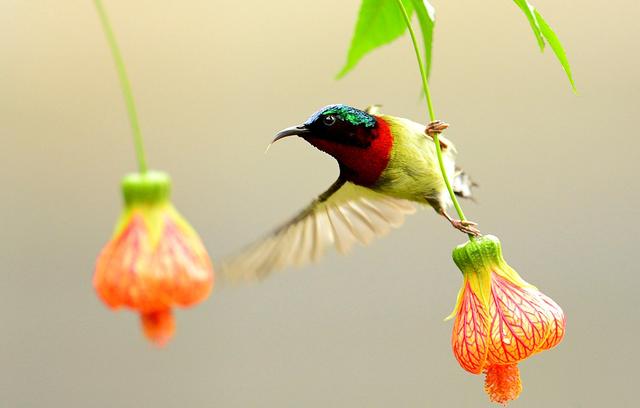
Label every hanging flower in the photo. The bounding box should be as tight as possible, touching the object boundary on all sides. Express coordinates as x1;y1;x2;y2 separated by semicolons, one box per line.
447;235;565;405
94;171;214;346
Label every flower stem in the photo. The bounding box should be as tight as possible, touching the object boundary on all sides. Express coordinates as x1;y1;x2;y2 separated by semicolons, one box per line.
93;0;148;174
394;0;467;224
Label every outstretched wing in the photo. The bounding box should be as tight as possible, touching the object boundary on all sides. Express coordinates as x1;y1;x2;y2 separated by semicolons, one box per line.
220;178;416;282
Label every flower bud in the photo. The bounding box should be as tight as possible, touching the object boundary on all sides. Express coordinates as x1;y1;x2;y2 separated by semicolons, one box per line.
448;235;565;404
94;171;214;346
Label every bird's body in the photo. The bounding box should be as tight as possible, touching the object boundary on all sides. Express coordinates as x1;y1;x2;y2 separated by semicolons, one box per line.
222;104;474;281
367;113;455;208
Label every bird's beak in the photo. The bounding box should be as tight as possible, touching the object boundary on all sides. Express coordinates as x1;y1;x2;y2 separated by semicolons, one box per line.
271;125;310;143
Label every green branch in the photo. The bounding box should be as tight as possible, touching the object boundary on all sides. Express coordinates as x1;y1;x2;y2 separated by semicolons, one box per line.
393;0;468;225
93;0;148;173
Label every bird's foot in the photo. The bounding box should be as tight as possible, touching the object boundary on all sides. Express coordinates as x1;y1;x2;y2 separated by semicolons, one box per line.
449;219;481;236
438;208;481;236
425;120;449;136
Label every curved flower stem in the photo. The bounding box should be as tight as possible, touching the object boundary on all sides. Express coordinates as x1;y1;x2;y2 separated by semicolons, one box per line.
394;0;468;227
93;0;148;174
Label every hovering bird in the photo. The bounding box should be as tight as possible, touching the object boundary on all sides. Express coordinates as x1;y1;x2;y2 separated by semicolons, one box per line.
222;104;478;281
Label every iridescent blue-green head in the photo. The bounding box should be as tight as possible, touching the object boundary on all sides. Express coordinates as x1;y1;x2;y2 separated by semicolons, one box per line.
304;104;376;129
272;104;378;148
270;104;394;186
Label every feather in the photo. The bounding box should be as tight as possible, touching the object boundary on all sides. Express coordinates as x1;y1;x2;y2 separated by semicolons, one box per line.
220;178;416;282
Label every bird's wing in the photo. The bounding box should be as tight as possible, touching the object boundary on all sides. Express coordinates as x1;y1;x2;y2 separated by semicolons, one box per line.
221;178;416;282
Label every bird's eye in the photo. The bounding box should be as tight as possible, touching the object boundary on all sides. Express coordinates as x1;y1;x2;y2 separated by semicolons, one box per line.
323;115;337;126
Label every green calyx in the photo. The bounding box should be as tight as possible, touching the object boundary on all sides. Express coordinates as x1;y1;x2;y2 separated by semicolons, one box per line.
121;171;171;207
452;235;505;276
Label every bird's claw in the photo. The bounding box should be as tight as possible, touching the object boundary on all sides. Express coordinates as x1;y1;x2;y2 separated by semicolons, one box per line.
425;120;449;136
450;219;481;236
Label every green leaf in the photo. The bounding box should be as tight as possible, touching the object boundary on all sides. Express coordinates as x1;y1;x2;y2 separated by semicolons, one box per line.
512;0;576;91
512;0;545;51
337;0;415;79
534;10;576;92
410;0;436;78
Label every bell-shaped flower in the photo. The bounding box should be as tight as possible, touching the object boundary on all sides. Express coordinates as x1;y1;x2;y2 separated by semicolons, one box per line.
447;235;565;404
94;171;214;346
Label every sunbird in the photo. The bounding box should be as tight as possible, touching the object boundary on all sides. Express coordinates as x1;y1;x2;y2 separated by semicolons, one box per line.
222;104;478;281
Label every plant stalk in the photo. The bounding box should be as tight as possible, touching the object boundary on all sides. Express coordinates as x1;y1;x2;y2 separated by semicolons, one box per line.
394;0;468;226
94;0;148;173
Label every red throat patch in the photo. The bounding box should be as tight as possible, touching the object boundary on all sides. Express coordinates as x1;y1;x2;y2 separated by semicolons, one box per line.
309;117;393;186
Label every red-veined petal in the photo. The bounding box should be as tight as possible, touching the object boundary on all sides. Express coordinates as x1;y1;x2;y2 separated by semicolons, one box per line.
452;281;490;373
538;293;566;351
487;273;551;365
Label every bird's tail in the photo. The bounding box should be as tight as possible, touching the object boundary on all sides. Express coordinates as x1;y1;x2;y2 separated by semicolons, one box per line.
452;167;477;199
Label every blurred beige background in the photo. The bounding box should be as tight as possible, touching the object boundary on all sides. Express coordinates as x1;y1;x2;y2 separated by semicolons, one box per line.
1;0;639;406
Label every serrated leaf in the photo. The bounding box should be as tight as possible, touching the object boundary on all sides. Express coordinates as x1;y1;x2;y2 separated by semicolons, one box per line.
337;0;415;79
410;0;436;78
512;0;576;91
534;10;576;92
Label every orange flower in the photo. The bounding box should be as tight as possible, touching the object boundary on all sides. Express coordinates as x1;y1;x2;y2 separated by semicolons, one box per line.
94;171;214;346
447;235;565;405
